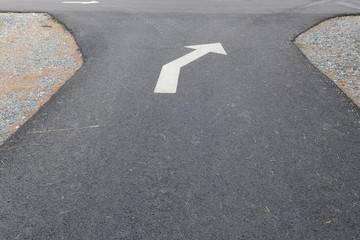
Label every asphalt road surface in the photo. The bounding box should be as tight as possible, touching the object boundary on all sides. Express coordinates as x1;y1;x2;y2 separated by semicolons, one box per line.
1;0;360;239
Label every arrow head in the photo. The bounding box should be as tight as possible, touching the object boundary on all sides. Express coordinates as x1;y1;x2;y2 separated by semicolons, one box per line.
184;43;227;55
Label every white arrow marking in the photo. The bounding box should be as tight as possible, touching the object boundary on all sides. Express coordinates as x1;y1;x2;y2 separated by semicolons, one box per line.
62;0;99;3
154;43;227;94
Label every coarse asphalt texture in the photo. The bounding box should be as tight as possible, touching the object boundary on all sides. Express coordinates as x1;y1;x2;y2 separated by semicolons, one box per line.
1;0;360;239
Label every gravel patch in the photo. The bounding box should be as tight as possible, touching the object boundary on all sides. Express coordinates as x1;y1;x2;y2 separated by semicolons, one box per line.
0;13;83;145
294;16;360;107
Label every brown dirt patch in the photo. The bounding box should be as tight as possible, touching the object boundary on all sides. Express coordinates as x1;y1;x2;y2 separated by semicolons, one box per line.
0;13;83;144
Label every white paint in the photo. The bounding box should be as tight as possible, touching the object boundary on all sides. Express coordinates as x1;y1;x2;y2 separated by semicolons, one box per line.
61;0;99;4
335;1;360;9
303;0;333;7
154;43;227;93
302;0;360;9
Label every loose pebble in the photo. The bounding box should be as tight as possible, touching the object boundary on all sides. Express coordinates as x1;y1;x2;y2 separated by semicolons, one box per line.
295;16;360;107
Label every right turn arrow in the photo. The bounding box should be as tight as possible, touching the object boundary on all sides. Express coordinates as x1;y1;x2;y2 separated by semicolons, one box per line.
154;43;227;94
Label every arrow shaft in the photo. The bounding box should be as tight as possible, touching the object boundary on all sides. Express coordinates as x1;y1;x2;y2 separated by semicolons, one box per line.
154;48;210;93
62;1;98;4
170;48;210;67
154;65;180;93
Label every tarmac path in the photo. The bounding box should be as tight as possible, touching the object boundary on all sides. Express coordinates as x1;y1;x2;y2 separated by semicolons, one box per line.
0;0;359;239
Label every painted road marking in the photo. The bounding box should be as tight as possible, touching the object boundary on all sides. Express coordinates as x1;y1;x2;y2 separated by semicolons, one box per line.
335;1;360;9
61;1;99;4
154;43;227;94
302;0;360;9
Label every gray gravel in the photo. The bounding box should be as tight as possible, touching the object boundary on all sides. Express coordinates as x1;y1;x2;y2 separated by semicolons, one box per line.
0;13;82;144
295;16;360;107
